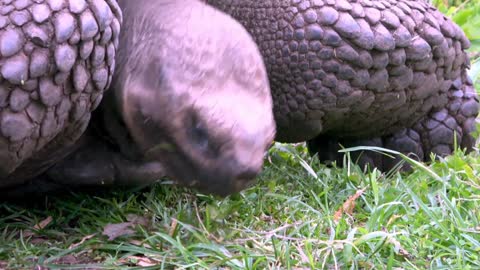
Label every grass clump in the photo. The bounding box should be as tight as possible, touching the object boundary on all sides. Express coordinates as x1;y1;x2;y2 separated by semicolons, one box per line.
0;143;479;269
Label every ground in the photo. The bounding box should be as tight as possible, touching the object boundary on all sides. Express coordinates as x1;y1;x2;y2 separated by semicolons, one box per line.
1;142;480;269
0;0;480;269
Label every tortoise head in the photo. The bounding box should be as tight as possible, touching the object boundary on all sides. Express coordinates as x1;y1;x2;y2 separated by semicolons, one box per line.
110;0;275;196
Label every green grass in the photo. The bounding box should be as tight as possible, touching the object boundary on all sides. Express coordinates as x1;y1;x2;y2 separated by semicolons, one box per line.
1;0;480;269
0;143;479;269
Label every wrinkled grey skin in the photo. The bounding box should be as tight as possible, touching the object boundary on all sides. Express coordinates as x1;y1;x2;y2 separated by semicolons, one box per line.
207;0;480;170
0;0;275;198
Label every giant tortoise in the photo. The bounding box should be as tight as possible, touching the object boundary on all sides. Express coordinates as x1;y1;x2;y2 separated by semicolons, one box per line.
1;0;478;199
0;0;276;198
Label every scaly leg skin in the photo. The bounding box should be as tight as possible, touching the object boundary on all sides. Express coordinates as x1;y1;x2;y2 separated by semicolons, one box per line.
308;71;479;171
413;71;479;162
308;129;424;171
307;136;390;170
0;132;166;200
45;133;165;189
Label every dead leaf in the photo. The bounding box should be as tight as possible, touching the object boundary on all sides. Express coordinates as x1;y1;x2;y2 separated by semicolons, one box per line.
33;216;52;230
295;244;310;264
260;213;274;223
137;258;157;267
103;214;150;241
333;188;366;223
119;256;157;267
126;214;150;227
30;237;48;245
168;219;178;237
129;239;152;249
69;233;96;249
50;253;102;266
22;230;35;238
20;228;49;246
387;214;402;227
388;236;412;259
103;222;135;241
55;254;77;264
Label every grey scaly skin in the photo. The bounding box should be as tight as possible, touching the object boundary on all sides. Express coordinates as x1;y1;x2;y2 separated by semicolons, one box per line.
0;0;276;198
207;0;479;170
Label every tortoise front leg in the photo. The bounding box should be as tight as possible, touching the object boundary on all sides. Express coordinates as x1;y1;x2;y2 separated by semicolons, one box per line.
45;134;166;189
0;134;166;200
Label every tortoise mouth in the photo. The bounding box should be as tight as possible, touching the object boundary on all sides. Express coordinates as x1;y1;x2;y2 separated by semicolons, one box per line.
182;175;258;197
152;148;262;197
174;164;261;197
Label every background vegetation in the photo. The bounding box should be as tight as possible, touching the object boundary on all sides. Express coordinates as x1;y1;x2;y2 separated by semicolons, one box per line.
1;0;480;269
